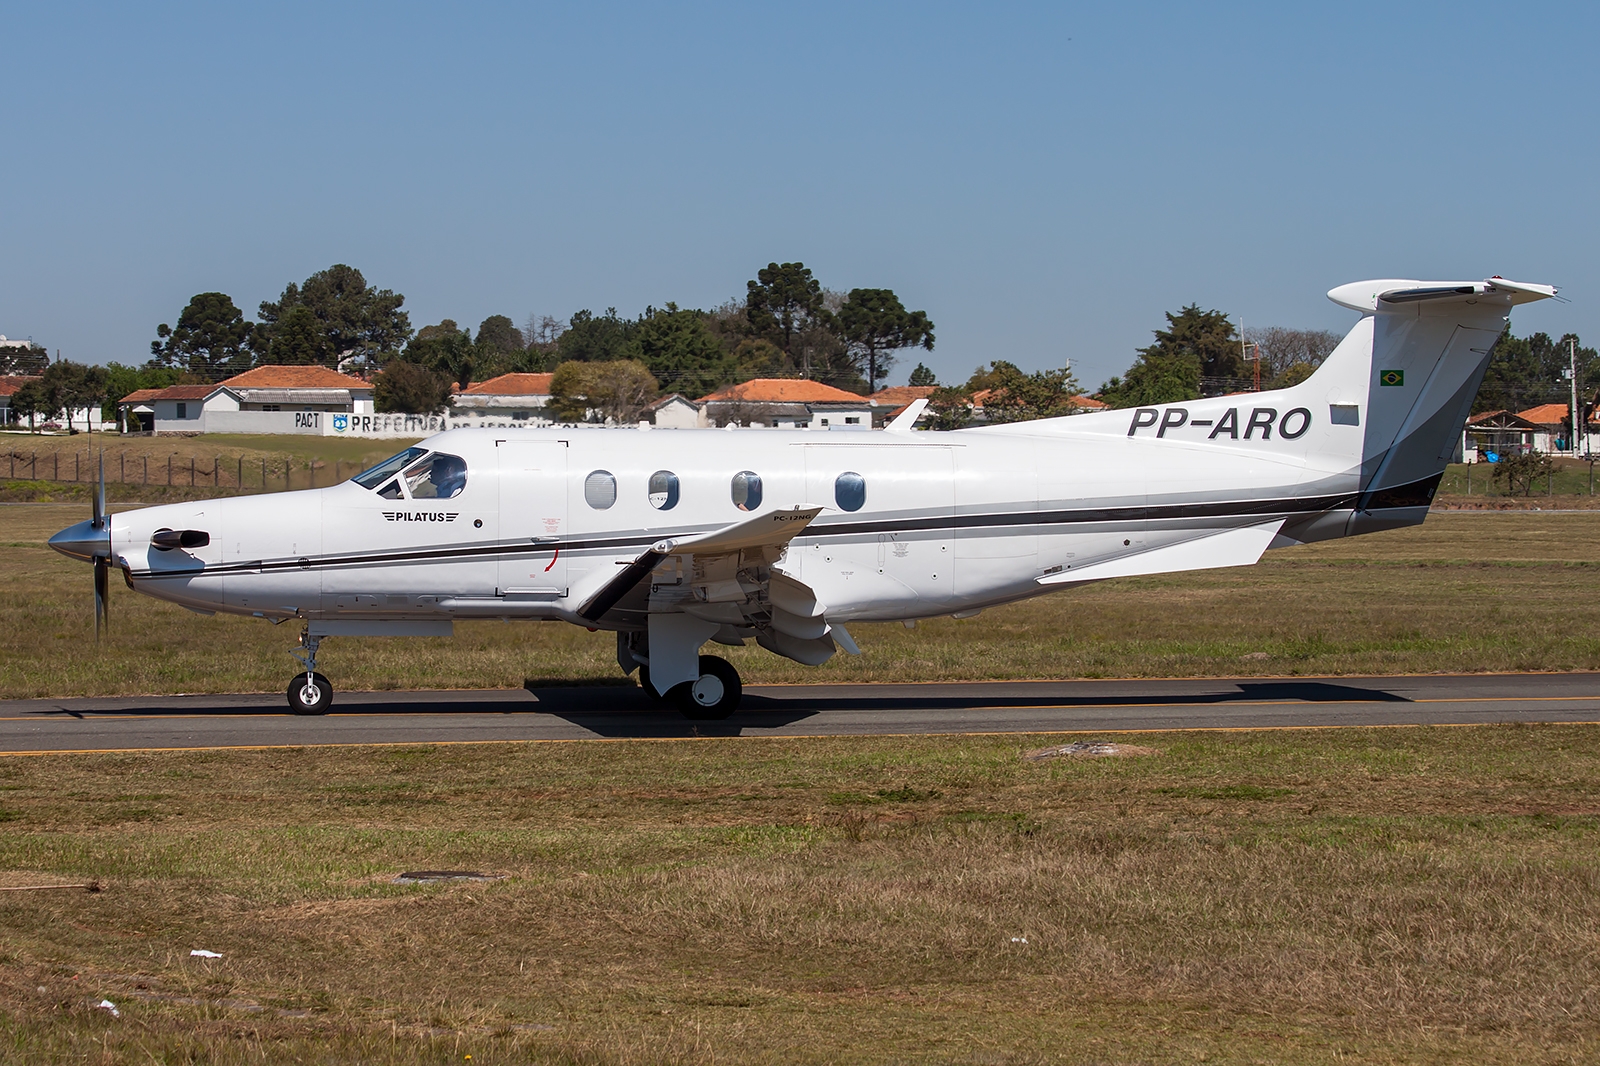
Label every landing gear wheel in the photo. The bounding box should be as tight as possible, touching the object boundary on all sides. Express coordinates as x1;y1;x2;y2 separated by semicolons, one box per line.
673;655;741;720
288;672;333;715
638;665;666;702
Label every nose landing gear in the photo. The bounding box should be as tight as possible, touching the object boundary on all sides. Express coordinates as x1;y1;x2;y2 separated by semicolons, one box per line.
287;629;333;715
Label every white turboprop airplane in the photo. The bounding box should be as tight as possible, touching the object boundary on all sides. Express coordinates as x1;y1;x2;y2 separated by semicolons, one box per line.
51;278;1555;717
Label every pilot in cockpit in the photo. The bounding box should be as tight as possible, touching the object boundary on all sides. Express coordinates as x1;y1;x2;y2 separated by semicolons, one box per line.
429;454;467;499
402;452;468;500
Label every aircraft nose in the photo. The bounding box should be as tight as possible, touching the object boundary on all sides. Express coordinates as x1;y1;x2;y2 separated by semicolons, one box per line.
48;519;110;563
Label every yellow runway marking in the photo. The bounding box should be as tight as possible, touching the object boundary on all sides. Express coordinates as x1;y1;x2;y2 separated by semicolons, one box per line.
4;721;1600;757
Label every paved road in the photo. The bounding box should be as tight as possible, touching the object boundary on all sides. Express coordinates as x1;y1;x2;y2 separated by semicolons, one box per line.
0;673;1597;753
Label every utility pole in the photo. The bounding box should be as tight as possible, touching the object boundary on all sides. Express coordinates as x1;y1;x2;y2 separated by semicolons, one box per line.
1571;336;1583;460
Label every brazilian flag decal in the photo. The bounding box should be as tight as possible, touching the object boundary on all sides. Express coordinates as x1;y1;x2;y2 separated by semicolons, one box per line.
1380;369;1404;387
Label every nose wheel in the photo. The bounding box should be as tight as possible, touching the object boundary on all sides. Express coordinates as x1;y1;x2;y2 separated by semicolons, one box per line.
670;655;742;720
289;672;333;715
287;630;333;715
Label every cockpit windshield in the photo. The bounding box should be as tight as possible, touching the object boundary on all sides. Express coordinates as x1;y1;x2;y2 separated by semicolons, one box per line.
403;452;468;499
353;447;429;490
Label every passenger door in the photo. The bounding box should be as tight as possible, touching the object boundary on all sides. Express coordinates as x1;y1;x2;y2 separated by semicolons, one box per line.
497;440;568;597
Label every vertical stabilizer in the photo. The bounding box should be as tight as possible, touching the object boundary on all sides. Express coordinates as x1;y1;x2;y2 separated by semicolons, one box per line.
1310;278;1555;534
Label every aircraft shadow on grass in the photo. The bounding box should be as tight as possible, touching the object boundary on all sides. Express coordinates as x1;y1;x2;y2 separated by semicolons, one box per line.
521;679;1413;739
38;679;1409;739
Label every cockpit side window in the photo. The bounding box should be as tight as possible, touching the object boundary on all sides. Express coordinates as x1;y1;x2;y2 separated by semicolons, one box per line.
403;452;468;499
377;480;403;500
353;446;429;490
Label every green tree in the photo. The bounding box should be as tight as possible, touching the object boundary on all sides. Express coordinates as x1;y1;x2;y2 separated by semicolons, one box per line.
102;363;183;424
925;385;972;430
475;315;524;356
10;379;47;430
256;264;411;368
263;305;328;365
1493;450;1556;496
625;304;734;398
963;360;1083;423
38;360;107;432
1475;330;1597;414
1138;304;1244;386
374;361;454;415
150;292;255;379
0;342;49;375
908;362;938;387
549;360;657;423
746;262;829;359
1098;350;1202;408
402;322;479;389
556;309;636;363
836;288;934;393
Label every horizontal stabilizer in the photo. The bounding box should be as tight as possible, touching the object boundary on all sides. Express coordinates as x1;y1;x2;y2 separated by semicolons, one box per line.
1036;519;1284;587
1328;277;1557;312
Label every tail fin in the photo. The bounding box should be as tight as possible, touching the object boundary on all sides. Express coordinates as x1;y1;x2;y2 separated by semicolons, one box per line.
1298;278;1555;533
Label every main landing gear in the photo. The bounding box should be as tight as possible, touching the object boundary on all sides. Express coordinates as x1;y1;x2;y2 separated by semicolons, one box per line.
641;655;742;721
288;629;332;715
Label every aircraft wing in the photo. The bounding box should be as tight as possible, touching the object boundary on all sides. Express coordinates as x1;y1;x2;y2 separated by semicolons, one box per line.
577;506;824;624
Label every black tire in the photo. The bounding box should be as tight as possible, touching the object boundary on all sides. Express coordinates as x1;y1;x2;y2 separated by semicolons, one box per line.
287;672;333;715
638;665;666;702
673;655;741;720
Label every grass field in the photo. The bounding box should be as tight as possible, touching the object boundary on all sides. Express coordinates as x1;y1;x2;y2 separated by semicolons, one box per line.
0;727;1596;1063
4;504;1599;1062
0;433;418;496
2;506;1598;699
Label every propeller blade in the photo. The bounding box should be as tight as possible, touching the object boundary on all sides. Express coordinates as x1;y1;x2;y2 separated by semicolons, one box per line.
93;557;108;642
94;453;106;529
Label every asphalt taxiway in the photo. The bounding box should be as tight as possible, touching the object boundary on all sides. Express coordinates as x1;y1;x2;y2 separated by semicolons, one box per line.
0;673;1596;754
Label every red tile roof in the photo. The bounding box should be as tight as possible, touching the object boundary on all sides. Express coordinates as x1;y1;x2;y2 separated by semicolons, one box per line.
0;375;38;398
698;379;870;403
969;388;1106;412
462;372;554;396
1517;403;1569;426
147;385;216;401
118;388;164;404
868;385;937;406
219;365;372;390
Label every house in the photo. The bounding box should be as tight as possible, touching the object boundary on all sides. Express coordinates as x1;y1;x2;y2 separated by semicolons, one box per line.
453;373;554;426
868;385;937;427
0;376;35;427
642;393;705;429
117;388;163;433
128;366;377;435
695;379;876;429
1463;410;1539;460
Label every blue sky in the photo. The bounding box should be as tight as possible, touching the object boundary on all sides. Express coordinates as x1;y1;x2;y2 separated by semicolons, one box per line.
2;1;1595;388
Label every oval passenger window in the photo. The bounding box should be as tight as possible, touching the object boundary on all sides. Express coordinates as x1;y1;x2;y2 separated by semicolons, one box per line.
731;471;762;511
835;471;866;512
648;470;679;510
584;469;617;509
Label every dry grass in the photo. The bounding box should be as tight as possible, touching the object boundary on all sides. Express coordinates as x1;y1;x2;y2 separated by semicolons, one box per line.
0;727;1596;1063
3;506;1600;698
0;432;416;495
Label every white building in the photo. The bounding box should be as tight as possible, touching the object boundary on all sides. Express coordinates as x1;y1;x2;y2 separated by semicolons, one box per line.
695;379;877;429
126;366;376;435
452;373;554;425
